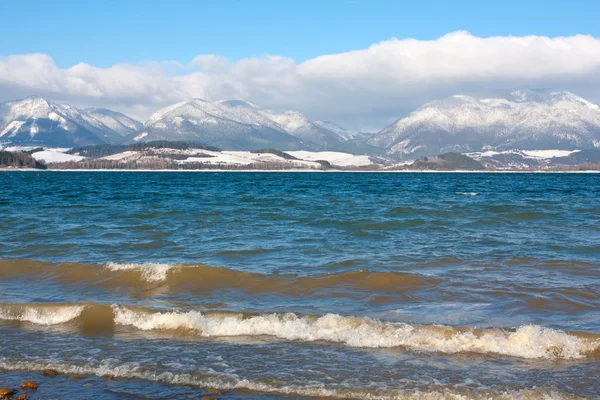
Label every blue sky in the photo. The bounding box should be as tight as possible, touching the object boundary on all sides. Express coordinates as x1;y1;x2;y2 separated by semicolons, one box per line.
1;0;599;67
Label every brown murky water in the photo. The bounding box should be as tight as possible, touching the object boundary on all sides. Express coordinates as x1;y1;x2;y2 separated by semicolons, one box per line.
1;171;599;398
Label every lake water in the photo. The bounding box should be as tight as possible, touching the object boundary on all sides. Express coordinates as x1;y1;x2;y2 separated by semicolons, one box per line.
1;171;599;399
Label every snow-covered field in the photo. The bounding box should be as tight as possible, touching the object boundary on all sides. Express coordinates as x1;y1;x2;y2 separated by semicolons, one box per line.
96;148;372;168
2;145;40;152
101;151;141;161
180;150;320;167
521;150;580;159
30;149;86;163
466;149;580;161
5;146;377;168
286;151;374;167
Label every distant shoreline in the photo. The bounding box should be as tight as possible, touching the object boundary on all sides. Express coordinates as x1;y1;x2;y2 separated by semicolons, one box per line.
2;168;600;173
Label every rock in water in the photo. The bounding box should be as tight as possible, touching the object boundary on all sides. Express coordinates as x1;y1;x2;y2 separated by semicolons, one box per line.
21;381;38;389
0;388;15;398
43;368;59;376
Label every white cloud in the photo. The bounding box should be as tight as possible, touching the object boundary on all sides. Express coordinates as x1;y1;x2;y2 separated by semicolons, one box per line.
1;31;600;131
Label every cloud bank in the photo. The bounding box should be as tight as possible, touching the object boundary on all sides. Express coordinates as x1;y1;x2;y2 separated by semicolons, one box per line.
2;31;600;131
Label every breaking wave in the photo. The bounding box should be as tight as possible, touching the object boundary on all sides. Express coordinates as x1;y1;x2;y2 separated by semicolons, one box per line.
0;304;85;325
1;302;598;360
104;262;176;282
0;360;584;400
112;307;599;359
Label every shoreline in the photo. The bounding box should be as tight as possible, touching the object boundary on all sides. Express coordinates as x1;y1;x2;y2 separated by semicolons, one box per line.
1;168;600;173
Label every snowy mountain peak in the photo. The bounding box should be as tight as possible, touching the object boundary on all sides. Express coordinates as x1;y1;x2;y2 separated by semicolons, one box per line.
313;120;371;141
139;98;363;151
368;90;600;158
84;108;143;136
0;97;141;147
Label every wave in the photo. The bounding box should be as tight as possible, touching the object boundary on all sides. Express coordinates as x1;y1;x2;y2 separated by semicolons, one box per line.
0;304;84;325
0;360;583;400
0;259;437;294
1;302;598;360
104;262;175;282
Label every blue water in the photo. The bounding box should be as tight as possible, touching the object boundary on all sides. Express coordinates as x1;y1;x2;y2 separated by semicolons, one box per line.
1;171;599;399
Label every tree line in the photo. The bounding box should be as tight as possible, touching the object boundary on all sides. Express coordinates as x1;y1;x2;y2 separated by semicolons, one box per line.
67;141;222;158
48;159;332;170
0;151;47;169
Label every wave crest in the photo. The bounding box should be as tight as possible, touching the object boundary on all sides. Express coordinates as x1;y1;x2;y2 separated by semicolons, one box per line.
104;262;177;282
2;302;598;360
0;304;84;325
112;306;599;360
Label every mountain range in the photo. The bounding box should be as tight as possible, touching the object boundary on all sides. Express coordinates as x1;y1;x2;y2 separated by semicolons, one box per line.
0;96;141;147
133;99;378;153
2;90;600;158
369;90;600;158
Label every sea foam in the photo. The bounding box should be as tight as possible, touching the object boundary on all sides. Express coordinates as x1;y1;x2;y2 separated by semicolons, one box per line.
0;305;84;325
2;302;597;360
0;359;582;400
112;307;599;360
104;262;177;282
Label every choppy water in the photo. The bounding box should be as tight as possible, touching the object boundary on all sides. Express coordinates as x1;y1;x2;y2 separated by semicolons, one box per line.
1;171;599;399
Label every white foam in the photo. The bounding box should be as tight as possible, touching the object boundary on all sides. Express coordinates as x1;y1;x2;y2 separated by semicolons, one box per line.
0;305;84;325
456;192;478;196
0;360;579;400
112;308;598;359
104;262;176;282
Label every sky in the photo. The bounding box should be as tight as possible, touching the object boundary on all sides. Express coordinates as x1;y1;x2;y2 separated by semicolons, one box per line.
1;0;600;130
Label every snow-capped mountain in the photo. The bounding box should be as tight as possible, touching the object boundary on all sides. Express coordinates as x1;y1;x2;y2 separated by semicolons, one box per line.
264;110;345;148
134;99;359;151
313;120;372;141
369;90;600;158
135;99;306;150
83;108;142;137
0;97;142;147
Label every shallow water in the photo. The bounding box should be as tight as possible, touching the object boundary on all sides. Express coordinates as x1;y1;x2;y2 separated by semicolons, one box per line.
1;171;599;399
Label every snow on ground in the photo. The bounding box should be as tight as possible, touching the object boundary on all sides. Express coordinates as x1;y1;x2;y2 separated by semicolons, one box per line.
31;149;86;163
467;149;580;161
286;151;373;167
101;151;141;161
179;150;321;168
3;145;40;152
521;150;580;159
465;151;504;159
133;132;148;141
0;121;25;137
385;160;415;169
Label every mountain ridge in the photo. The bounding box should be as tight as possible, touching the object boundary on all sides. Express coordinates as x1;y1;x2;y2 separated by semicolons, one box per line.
0;96;142;147
368;89;600;158
3;90;600;158
136;98;366;151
